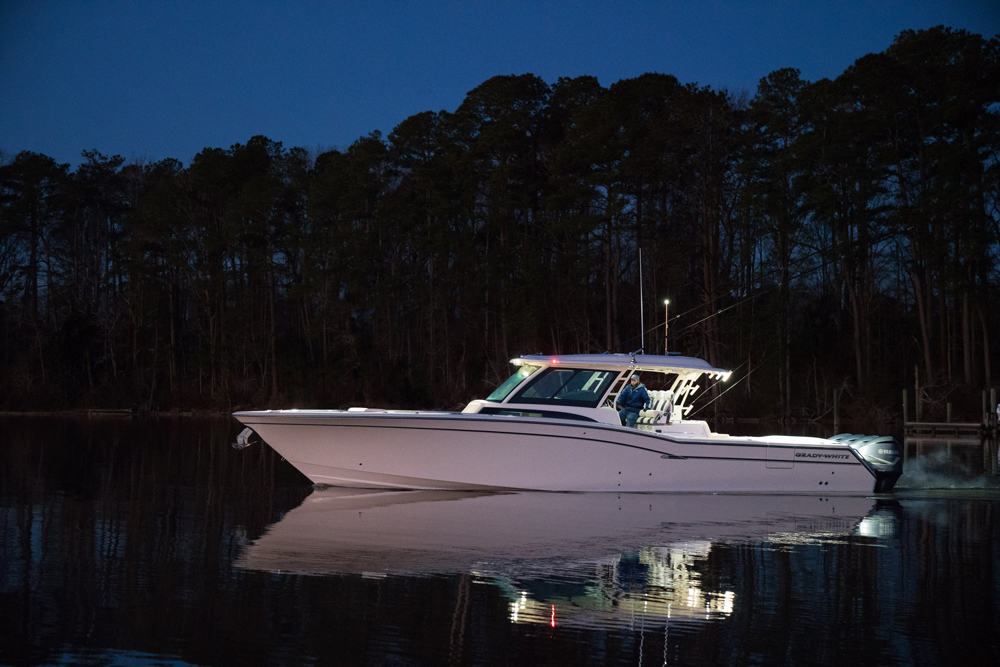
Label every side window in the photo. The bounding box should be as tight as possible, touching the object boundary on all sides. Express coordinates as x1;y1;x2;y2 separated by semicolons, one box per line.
565;371;611;395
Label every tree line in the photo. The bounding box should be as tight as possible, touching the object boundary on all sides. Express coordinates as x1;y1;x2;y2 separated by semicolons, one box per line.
1;26;997;420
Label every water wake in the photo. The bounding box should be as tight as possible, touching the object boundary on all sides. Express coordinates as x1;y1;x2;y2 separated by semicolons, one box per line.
896;447;999;490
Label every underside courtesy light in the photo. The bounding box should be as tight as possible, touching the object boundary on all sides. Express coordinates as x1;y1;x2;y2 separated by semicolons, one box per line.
722;371;732;382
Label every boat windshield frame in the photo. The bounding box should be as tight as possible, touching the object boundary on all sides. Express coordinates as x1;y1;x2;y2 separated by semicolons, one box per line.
508;367;620;408
486;364;543;402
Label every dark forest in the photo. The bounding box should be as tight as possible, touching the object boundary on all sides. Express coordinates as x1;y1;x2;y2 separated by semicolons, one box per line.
1;27;998;421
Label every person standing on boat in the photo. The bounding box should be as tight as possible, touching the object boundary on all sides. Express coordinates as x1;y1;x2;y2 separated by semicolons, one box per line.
616;374;650;428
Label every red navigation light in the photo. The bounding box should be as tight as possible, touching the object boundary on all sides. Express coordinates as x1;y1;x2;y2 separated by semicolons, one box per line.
550;358;559;365
550;605;556;627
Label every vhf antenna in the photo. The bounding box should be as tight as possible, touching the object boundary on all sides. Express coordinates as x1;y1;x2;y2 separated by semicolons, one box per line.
639;248;644;354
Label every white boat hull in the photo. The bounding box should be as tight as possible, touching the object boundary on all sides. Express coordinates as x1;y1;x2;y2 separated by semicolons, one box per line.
234;410;887;494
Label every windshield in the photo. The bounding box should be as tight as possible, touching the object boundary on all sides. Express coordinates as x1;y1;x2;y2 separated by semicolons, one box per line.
486;364;542;402
511;368;617;408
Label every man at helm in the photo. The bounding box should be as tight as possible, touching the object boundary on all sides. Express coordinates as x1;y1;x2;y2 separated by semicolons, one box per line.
616;374;650;428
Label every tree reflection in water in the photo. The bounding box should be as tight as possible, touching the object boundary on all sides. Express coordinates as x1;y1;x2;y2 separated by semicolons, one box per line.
0;416;997;666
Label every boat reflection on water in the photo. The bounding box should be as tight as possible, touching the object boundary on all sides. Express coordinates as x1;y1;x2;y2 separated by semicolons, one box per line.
237;489;891;631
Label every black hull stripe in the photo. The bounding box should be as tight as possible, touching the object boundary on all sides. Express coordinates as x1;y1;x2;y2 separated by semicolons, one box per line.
242;419;866;467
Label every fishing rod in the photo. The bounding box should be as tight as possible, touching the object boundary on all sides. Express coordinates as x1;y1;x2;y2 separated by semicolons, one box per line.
688;373;748;418
687;350;779;418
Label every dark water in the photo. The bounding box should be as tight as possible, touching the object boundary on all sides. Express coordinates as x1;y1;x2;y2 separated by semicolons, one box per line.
1;417;998;667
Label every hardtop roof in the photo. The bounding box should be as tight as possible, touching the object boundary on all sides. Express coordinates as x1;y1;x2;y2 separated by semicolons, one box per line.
513;353;731;377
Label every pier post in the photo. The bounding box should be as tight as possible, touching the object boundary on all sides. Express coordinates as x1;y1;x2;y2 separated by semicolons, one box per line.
947;403;952;424
915;366;922;422
902;389;908;426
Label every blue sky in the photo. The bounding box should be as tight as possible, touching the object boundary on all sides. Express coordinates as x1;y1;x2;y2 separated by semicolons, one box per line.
1;1;997;168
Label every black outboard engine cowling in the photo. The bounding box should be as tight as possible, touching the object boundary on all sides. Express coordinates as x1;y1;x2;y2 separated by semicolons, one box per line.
829;434;903;493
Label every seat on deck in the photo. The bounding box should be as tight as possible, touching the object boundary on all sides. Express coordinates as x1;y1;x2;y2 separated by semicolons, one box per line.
638;389;674;425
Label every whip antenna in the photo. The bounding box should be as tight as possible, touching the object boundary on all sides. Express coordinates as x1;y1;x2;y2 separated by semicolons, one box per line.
639;249;644;353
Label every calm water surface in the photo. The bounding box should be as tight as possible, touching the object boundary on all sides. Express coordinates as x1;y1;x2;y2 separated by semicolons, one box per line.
1;416;998;666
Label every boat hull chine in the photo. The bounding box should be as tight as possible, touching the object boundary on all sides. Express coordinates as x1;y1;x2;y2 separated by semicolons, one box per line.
294;461;527;491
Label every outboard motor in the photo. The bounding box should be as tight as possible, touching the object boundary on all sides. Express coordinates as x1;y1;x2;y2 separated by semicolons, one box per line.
830;434;903;493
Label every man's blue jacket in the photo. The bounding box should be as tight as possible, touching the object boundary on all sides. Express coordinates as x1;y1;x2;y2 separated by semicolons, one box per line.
616;383;650;413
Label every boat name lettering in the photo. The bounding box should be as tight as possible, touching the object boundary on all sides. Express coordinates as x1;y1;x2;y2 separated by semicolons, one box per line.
878;449;898;455
795;453;850;460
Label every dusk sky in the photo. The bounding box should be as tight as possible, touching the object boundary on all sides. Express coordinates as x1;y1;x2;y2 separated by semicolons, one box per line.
2;1;997;168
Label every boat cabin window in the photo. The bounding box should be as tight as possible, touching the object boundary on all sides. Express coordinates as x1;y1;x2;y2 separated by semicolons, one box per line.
486;364;542;402
510;368;617;408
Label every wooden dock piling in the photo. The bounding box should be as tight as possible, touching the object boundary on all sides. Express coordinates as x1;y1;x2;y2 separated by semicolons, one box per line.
903;389;988;438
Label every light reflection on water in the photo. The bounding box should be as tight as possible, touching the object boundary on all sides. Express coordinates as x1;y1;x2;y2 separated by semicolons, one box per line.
0;416;998;666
